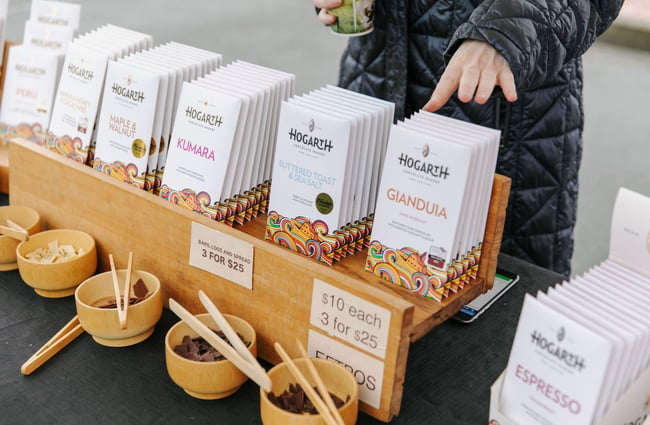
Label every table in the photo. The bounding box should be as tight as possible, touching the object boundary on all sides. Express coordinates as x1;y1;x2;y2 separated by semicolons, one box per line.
0;193;563;424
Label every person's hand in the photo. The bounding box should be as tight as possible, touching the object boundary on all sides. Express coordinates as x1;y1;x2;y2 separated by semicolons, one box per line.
314;0;342;25
424;40;517;112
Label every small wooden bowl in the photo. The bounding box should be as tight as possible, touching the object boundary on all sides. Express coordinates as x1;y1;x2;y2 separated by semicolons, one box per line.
16;228;96;297
0;206;41;271
260;357;359;425
165;313;257;400
75;269;162;347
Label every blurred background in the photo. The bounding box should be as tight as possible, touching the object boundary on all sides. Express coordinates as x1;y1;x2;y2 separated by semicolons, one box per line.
4;0;649;278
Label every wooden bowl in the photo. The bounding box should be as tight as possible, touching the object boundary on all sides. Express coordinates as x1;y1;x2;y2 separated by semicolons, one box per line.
16;228;96;297
260;357;359;425
165;313;257;400
0;206;41;271
75;269;162;347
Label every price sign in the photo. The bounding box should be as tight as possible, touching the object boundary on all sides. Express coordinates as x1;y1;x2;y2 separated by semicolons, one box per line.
308;330;385;409
188;222;254;289
310;279;390;359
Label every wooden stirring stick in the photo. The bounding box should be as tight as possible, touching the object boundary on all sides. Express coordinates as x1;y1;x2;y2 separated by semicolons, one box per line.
198;290;272;392
21;315;84;375
296;340;346;425
0;219;29;242
108;254;127;329
122;252;134;327
168;298;272;391
6;219;25;231
274;342;342;425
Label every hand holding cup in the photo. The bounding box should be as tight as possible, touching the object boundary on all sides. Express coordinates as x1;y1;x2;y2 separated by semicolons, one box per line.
315;0;376;36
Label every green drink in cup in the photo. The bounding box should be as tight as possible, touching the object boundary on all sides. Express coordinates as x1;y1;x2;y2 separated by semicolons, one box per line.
329;0;376;36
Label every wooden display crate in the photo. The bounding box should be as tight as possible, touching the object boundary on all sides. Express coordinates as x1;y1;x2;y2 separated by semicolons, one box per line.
8;139;510;421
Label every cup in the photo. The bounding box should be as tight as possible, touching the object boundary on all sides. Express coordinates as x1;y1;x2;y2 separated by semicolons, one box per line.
260;357;359;425
17;228;97;298
0;206;41;271
165;313;258;400
75;269;162;346
329;0;375;36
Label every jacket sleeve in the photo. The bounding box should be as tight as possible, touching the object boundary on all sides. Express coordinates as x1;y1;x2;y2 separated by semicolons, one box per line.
447;0;624;90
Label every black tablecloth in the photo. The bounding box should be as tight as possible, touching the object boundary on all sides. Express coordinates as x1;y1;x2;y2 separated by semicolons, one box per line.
0;193;563;424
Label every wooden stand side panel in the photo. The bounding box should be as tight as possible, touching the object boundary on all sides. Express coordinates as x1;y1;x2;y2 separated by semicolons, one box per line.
477;175;511;291
0;41;18;194
9;140;414;422
0;41;17;105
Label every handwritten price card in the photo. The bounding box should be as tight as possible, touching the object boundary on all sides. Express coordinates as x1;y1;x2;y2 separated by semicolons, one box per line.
188;222;254;289
310;278;391;359
309;278;391;409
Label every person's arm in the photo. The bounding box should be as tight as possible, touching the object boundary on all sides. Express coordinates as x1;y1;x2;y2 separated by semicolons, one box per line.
426;0;624;112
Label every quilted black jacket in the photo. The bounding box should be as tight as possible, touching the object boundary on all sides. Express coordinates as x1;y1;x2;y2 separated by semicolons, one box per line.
338;0;623;276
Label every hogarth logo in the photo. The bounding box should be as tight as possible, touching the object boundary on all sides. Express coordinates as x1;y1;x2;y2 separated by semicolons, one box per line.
15;55;46;76
288;119;333;152
530;329;586;371
68;57;94;81
111;75;145;103
38;6;68;26
398;152;449;179
184;100;224;127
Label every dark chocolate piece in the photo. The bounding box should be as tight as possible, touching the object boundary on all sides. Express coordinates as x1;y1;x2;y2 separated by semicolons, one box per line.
133;278;148;299
267;382;347;414
173;330;250;363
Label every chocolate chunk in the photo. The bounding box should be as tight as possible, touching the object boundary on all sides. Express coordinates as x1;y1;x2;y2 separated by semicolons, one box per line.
133;278;148;299
174;343;189;358
290;386;305;412
173;329;249;363
267;382;347;414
